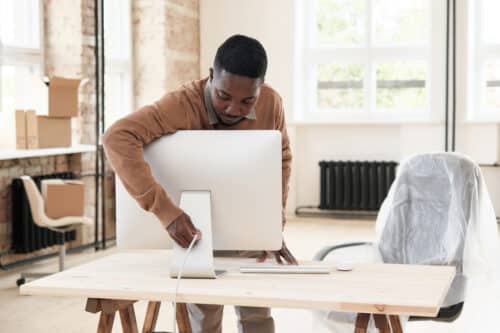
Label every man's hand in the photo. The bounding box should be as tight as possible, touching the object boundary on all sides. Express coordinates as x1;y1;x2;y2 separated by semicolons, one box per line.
256;240;298;265
166;211;201;248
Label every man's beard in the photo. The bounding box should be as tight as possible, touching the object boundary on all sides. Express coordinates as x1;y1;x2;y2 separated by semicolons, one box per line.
215;112;245;126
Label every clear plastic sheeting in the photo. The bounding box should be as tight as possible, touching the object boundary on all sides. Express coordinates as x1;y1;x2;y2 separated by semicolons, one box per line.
314;152;500;333
377;152;500;304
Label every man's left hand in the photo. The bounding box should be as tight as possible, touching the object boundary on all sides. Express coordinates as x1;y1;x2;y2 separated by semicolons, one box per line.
256;240;298;265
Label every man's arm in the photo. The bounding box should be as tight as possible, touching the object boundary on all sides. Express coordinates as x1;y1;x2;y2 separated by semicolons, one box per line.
102;95;188;228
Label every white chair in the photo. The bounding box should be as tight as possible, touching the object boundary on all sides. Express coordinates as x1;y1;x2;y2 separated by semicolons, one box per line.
16;176;92;286
312;152;500;332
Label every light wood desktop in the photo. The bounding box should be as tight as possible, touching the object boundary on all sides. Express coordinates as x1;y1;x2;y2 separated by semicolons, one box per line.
20;250;455;333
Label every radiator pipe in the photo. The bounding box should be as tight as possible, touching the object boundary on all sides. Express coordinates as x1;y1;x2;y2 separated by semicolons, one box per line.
451;0;457;152
93;0;100;250
100;0;107;250
444;0;450;151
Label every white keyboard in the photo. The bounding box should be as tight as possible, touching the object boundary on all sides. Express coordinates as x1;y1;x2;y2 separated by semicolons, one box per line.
239;264;331;274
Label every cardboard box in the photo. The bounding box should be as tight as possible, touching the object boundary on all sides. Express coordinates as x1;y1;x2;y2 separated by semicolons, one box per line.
15;110;27;149
25;110;37;149
26;112;72;148
42;179;85;219
46;76;81;118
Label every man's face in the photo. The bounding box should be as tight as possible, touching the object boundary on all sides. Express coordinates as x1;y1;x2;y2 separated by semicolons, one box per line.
209;68;262;125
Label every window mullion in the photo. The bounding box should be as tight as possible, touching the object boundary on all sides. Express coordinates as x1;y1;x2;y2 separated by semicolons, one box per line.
429;0;446;121
0;0;42;119
371;47;428;59
307;48;367;63
366;0;374;114
1;52;41;66
476;0;488;116
474;0;482;116
310;0;317;48
15;0;26;47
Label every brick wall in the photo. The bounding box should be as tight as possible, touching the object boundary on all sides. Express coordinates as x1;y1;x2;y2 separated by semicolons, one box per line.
133;0;200;107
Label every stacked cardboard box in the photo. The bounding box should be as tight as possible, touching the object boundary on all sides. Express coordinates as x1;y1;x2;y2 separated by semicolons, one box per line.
15;76;81;149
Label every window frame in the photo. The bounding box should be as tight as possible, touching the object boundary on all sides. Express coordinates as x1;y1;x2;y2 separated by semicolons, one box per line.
298;0;447;123
467;0;500;121
0;0;44;113
103;0;133;128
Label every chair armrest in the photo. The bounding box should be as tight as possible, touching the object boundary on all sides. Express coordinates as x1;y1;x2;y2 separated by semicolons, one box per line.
313;242;373;261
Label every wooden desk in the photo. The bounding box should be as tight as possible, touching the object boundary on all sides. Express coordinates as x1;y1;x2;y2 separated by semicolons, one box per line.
20;250;455;333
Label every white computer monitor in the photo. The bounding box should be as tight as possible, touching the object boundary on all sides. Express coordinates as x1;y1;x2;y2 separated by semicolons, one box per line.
116;130;283;253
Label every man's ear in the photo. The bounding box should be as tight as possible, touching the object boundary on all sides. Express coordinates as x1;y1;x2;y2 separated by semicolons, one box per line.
209;68;214;82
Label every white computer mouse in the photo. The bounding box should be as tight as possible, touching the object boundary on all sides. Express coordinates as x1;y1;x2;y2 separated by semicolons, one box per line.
335;263;354;271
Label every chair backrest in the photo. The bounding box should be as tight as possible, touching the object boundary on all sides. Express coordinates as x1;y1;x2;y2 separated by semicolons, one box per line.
21;176;48;228
376;153;477;271
377;153;500;307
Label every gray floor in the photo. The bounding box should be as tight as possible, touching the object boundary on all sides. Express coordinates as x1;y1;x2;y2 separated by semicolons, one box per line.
0;217;498;332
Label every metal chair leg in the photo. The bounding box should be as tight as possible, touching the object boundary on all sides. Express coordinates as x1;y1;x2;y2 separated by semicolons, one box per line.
59;234;66;272
17;230;69;287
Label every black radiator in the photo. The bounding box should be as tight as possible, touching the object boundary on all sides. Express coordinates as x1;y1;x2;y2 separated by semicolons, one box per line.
319;161;397;211
11;173;77;254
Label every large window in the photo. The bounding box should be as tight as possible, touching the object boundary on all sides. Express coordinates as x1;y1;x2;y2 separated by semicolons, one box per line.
470;0;500;119
301;0;446;122
0;0;43;148
104;0;133;129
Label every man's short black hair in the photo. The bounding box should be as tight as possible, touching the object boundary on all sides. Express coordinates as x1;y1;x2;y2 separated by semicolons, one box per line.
213;34;267;80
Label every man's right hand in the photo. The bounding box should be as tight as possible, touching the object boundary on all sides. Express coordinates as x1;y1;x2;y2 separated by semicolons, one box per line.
166;211;201;248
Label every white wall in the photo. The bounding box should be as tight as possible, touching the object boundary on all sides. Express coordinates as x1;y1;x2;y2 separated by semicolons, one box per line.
200;0;500;216
294;125;400;207
200;0;295;117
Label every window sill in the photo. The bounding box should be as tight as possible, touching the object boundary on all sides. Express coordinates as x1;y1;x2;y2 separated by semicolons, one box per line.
289;110;445;126
288;119;444;126
459;119;500;125
0;144;96;161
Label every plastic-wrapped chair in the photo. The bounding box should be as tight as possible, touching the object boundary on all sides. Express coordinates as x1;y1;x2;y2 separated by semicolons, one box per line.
313;152;500;332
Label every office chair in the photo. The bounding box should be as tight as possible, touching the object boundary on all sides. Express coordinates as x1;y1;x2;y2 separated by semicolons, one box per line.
16;176;92;286
312;153;499;331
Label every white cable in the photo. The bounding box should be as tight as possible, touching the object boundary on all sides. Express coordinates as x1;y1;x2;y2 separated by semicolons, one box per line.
172;235;199;333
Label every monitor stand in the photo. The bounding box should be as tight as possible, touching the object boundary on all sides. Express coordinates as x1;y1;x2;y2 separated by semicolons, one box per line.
169;191;217;279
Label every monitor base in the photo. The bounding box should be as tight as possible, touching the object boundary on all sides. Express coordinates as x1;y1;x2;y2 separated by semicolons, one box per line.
169;191;217;279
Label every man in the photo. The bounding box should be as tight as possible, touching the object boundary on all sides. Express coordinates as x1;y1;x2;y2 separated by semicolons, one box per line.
103;34;296;333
